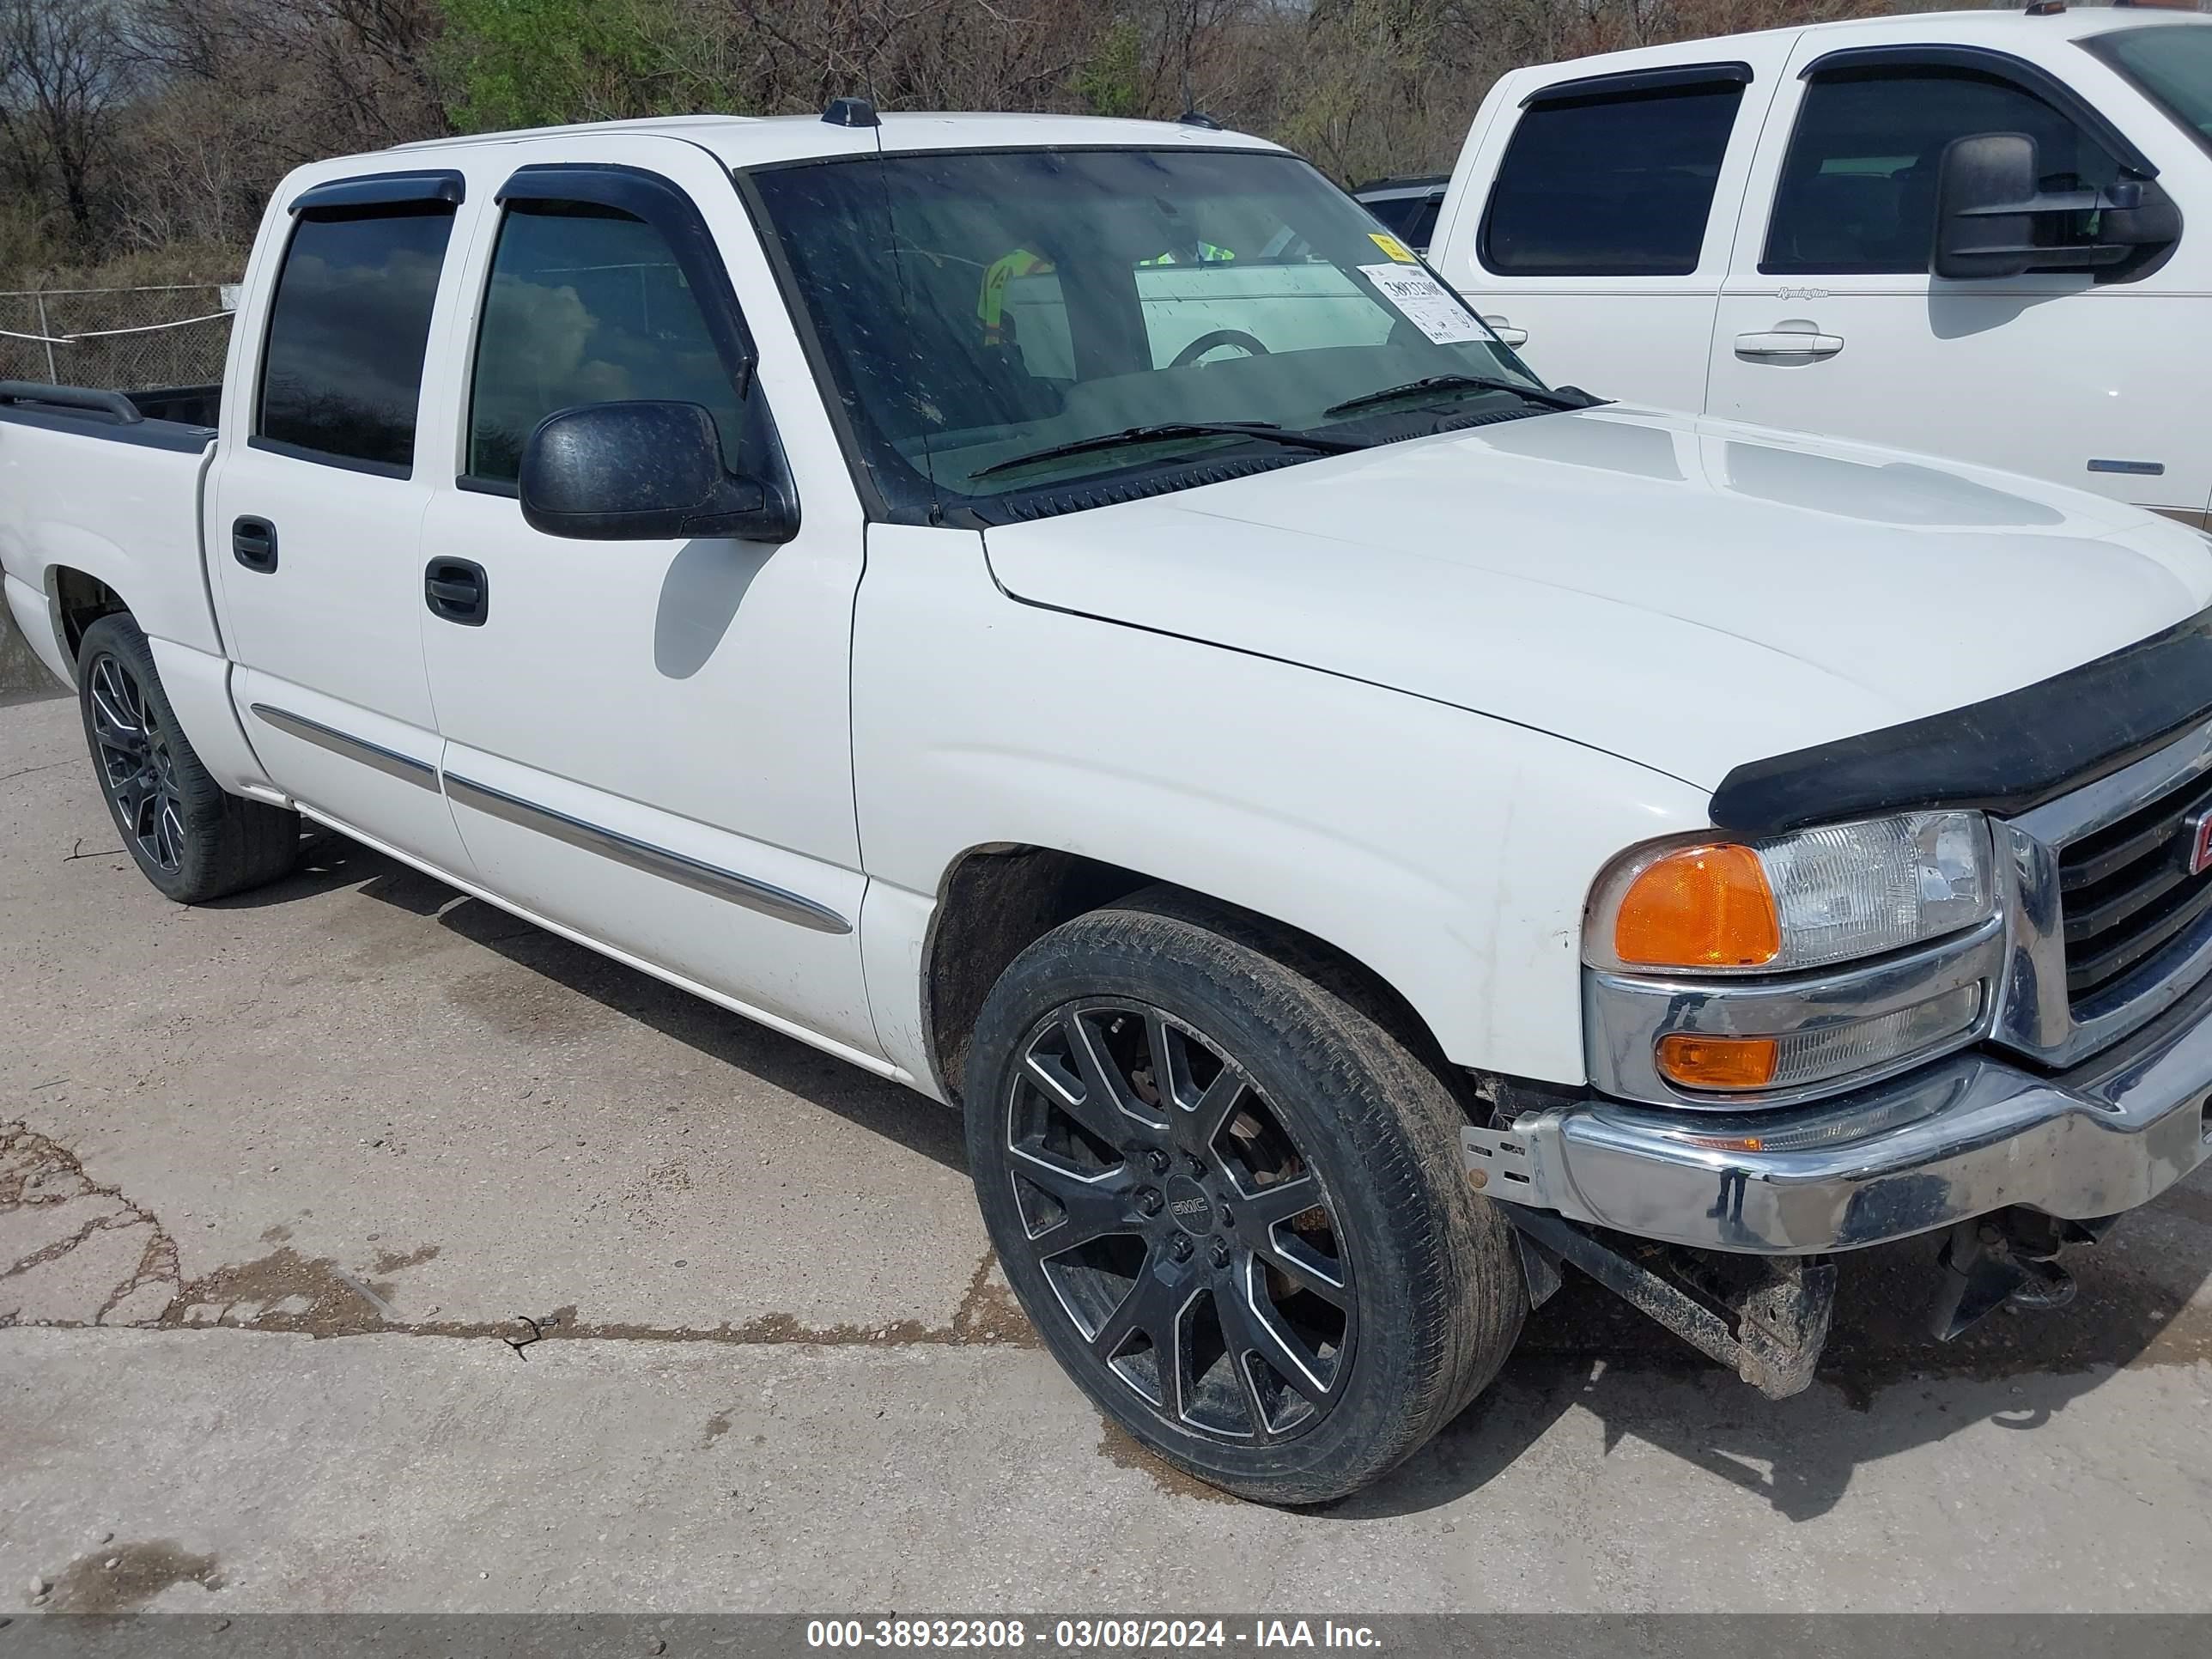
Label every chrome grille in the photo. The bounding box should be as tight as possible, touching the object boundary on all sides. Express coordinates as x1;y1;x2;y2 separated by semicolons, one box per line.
2057;767;2212;1007
1992;717;2212;1070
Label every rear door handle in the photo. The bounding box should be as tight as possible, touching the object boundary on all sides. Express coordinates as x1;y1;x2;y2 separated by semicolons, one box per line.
231;516;278;573
1480;314;1528;346
1734;329;1844;361
424;557;489;626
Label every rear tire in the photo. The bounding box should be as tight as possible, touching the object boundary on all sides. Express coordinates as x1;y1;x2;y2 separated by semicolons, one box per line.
963;891;1526;1504
77;612;301;902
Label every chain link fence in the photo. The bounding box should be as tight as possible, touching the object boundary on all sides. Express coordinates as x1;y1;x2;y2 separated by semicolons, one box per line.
0;283;241;392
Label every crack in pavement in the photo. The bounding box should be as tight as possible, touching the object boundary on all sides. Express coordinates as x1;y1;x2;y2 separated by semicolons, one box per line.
2;1119;1036;1351
0;757;74;785
12;1117;2211;1392
2;1121;181;1327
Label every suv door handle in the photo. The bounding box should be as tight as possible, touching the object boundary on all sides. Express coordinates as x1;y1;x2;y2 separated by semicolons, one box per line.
231;516;278;573
424;557;489;626
1734;329;1844;362
1480;314;1528;346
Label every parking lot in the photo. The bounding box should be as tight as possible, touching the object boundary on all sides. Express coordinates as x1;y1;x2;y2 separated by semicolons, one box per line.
4;682;2211;1614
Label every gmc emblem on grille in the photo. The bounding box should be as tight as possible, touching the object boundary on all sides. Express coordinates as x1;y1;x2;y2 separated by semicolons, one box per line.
2189;808;2212;877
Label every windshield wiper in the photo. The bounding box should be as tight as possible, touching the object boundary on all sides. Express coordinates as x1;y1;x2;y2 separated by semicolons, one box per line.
1324;374;1595;419
969;421;1364;483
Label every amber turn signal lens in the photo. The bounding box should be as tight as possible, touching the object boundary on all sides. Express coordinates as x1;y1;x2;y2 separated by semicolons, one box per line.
1655;1033;1780;1091
1612;843;1781;969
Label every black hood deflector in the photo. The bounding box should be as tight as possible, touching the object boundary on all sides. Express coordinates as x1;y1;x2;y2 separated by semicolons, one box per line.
1710;605;2212;836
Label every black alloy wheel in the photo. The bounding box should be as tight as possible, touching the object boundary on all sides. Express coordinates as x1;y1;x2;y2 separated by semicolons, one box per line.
965;893;1528;1504
1006;998;1354;1443
75;611;301;903
86;647;186;875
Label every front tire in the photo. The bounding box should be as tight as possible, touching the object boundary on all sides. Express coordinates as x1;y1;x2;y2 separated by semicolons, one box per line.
77;612;301;902
964;893;1526;1504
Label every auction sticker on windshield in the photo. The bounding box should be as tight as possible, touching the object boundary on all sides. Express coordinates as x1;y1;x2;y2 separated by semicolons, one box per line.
1358;263;1484;345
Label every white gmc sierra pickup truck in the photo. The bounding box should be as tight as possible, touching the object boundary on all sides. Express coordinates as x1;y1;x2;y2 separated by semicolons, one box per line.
6;103;2212;1504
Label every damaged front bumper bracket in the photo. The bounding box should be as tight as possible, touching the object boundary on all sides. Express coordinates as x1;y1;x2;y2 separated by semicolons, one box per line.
1502;1204;1837;1401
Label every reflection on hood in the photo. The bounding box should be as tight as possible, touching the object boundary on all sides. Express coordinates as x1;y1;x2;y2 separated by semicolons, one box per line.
982;407;2212;788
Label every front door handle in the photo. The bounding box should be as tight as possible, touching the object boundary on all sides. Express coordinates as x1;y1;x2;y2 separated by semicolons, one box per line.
1480;314;1529;346
424;557;489;626
1734;328;1844;362
231;516;278;573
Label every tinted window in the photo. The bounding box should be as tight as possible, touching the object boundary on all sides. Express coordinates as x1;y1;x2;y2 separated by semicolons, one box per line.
1481;83;1745;275
1363;195;1425;237
258;205;454;471
1402;195;1443;250
1765;70;2123;274
467;201;754;484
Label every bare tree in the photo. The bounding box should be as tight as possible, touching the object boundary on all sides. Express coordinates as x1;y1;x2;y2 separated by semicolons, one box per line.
301;0;448;149
0;0;132;246
1;0;1900;280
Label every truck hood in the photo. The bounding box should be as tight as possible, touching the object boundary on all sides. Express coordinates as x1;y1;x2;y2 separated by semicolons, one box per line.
981;407;2212;792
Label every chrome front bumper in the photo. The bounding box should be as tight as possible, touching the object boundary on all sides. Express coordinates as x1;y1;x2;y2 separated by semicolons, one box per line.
1465;970;2212;1255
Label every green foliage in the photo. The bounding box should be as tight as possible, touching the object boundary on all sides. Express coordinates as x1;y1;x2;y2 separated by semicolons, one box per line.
1072;18;1144;119
437;0;714;134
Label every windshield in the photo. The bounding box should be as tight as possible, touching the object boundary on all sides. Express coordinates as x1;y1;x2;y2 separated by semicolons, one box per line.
2090;25;2212;153
748;147;1556;521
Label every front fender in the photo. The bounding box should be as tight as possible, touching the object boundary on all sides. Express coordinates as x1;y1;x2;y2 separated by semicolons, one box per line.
854;525;1711;1086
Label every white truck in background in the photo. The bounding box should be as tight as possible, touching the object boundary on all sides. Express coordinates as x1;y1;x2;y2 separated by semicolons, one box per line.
6;102;2212;1504
1433;3;2212;526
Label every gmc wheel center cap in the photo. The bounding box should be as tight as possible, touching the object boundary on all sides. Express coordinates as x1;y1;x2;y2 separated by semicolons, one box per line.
1164;1178;1214;1236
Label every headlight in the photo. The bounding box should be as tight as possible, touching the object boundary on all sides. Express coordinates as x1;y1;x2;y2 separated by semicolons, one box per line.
1588;811;1995;975
1583;811;2002;1106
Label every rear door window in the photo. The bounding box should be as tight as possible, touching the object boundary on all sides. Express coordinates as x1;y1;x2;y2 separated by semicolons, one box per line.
1480;79;1747;276
257;204;456;474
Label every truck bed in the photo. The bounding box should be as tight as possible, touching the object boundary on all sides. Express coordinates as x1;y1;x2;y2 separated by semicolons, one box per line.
0;380;229;670
0;380;220;451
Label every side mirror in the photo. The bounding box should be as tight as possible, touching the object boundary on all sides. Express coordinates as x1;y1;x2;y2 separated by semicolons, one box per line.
1934;131;2182;282
1933;131;2040;281
519;400;798;544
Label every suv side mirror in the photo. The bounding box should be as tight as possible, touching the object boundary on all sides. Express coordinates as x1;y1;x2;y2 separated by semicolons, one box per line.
520;401;799;544
1934;131;2182;281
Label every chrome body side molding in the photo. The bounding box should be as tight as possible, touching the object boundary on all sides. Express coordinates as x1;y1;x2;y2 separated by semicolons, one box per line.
248;702;440;792
441;772;852;936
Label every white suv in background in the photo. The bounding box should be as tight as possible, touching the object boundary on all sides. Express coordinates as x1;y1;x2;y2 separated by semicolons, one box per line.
1432;3;2212;526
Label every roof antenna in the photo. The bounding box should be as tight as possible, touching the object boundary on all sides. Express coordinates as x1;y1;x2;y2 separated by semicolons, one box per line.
824;40;886;129
1176;43;1221;130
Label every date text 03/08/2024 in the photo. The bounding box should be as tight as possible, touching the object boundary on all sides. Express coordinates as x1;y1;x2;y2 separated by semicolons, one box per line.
804;1620;1383;1650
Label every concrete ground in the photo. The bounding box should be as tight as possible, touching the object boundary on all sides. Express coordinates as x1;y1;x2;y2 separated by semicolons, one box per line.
0;599;60;707
3;688;2210;1615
